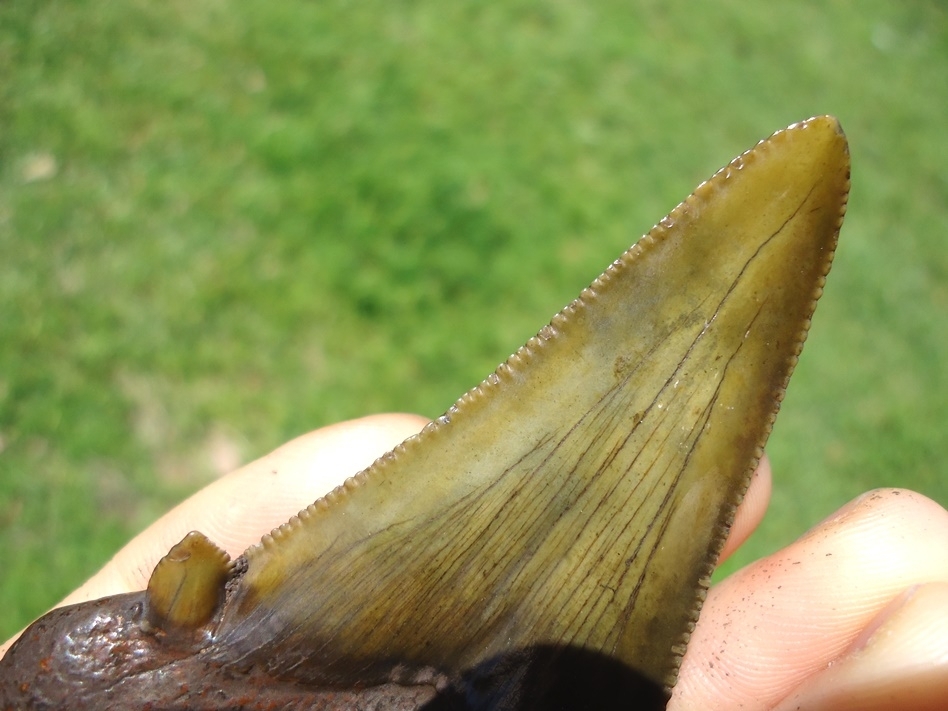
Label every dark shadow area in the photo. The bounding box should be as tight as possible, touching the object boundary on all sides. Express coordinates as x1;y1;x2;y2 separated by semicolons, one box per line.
423;644;669;711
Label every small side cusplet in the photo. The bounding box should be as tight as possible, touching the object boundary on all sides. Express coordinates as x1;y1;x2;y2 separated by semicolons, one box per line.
145;530;231;635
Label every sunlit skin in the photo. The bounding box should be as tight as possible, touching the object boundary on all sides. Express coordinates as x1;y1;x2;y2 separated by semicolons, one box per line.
4;413;947;710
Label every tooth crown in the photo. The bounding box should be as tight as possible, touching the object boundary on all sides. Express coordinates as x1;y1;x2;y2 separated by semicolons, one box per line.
215;116;850;692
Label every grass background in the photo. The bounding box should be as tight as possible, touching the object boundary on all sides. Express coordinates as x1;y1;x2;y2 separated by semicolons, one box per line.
1;1;945;640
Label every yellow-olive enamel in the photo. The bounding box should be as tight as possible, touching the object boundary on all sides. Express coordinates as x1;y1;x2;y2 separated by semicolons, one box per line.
215;117;850;691
146;530;231;631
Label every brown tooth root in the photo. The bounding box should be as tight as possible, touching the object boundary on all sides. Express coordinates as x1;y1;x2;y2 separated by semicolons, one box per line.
145;530;231;633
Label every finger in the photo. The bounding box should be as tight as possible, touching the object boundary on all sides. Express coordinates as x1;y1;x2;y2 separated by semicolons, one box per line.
63;413;430;606
671;488;948;711
773;581;948;711
1;414;429;659
717;454;772;564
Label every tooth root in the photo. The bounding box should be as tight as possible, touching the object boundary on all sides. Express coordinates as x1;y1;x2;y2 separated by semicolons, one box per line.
146;531;231;632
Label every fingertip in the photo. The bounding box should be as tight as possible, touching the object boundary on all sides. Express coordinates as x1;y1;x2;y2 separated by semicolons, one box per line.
674;487;948;711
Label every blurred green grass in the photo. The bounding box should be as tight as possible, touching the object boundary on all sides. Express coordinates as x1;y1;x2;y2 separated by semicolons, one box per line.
1;1;945;639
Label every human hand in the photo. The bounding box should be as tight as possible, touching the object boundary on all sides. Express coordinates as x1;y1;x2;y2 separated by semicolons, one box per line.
672;479;948;711
3;414;947;710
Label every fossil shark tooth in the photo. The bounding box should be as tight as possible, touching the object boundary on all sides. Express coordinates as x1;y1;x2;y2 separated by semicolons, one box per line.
0;116;850;711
